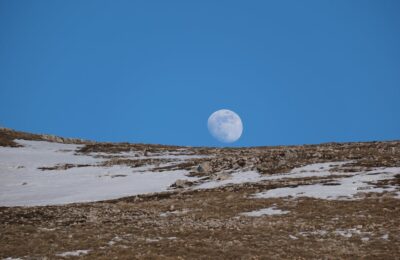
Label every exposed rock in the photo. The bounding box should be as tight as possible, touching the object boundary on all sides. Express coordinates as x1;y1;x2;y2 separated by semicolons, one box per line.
171;179;192;189
215;172;230;181
1;127;400;259
237;159;246;167
196;162;211;174
41;134;65;143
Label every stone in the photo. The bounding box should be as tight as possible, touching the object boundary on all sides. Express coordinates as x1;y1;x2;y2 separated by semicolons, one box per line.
237;159;246;167
215;172;230;181
196;162;211;174
171;179;191;188
42;134;65;143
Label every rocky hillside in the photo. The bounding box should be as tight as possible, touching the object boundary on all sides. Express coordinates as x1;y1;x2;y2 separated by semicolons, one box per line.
0;128;399;259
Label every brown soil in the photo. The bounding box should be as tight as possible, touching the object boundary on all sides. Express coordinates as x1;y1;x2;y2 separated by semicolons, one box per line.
0;128;399;259
1;188;399;259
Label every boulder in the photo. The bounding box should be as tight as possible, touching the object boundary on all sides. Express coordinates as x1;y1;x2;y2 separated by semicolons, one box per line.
196;162;211;174
215;172;230;181
171;179;192;189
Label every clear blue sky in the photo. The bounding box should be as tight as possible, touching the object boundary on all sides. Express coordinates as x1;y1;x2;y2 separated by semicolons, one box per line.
0;0;399;147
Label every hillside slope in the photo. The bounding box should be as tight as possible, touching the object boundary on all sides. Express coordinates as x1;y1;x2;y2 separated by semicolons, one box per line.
0;128;399;259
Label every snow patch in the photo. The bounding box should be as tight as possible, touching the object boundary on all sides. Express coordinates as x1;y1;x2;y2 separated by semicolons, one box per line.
145;238;160;243
0;140;198;206
56;249;90;257
253;167;400;200
195;162;351;190
299;229;372;241
159;209;190;217
0;139;102;170
196;171;262;189
108;236;123;246
240;207;289;217
299;230;328;237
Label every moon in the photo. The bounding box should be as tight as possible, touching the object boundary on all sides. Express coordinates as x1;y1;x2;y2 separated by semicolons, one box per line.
207;109;243;143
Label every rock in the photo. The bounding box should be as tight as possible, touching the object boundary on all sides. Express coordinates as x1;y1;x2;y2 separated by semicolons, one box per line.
171;179;192;188
237;159;246;167
215;172;230;181
196;162;211;174
41;134;65;143
225;194;235;200
277;159;287;167
285;150;297;159
313;152;322;158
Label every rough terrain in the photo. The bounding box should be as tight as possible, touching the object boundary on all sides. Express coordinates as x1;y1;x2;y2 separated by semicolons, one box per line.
0;127;399;259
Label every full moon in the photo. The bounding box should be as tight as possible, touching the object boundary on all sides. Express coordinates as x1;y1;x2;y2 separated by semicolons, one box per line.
207;109;243;143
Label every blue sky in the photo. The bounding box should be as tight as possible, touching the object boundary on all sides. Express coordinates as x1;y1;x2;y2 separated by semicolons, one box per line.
0;0;399;147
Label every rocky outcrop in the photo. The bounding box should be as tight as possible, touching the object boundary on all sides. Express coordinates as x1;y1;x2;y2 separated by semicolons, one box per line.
170;179;193;189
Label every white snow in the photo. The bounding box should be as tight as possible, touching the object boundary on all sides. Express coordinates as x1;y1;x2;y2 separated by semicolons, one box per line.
0;140;198;206
334;229;359;238
0;139;102;170
253;167;400;200
144;237;177;243
90;151;208;161
262;161;351;181
195;162;351;190
299;230;328;237
1;141;399;206
333;228;372;239
56;249;90;257
195;161;399;200
196;171;264;189
240;207;289;217
299;229;372;240
159;209;190;217
145;238;160;243
108;236;123;246
0;165;197;206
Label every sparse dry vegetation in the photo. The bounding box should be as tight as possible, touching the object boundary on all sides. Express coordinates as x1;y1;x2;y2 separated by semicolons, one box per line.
0;128;399;259
1;188;399;259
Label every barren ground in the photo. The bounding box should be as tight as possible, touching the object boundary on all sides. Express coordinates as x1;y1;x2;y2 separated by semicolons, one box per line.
0;128;399;259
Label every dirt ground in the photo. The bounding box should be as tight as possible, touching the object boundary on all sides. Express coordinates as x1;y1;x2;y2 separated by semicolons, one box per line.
0;128;399;259
1;187;399;259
